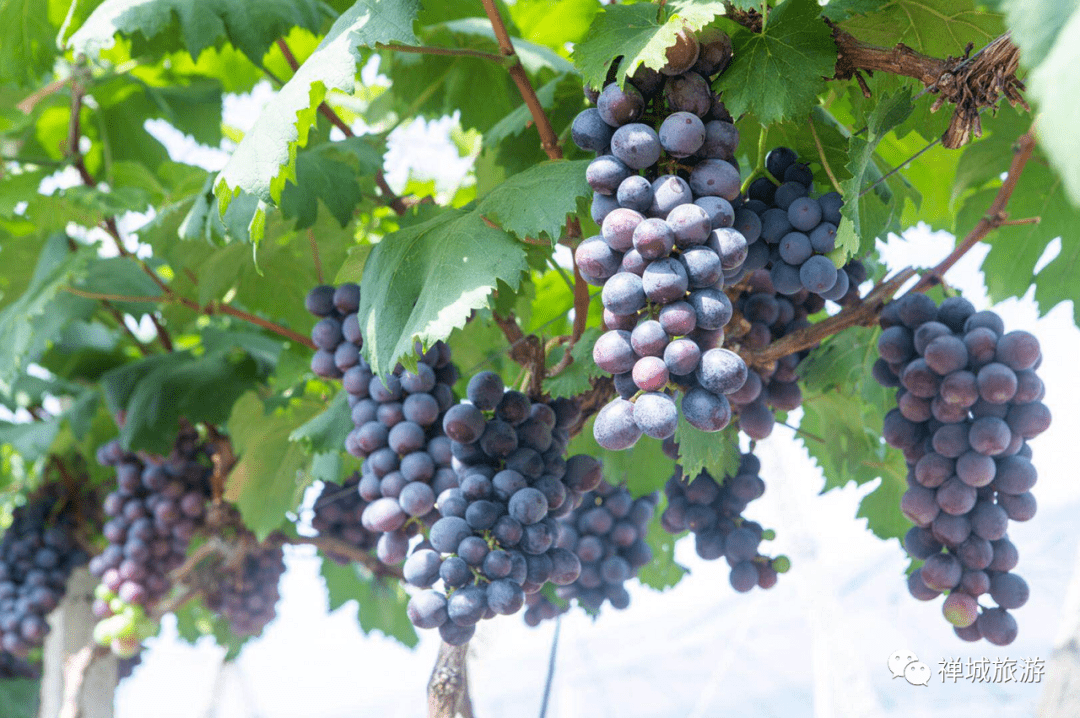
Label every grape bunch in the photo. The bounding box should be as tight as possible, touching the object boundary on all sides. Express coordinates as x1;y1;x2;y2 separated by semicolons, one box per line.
743;147;861;300
311;471;378;563
91;432;212;608
545;483;657;619
403;374;599;645
203;538;286;637
874;293;1051;645
723;264;864;439
573;33;756;449
660;444;787;592
0;487;89;660
304;282;364;380
305;284;460;566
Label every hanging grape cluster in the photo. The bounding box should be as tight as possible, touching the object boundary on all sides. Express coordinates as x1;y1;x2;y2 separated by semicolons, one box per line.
203;536;287;637
875;293;1051;645
573;28;757;449
0;487;89;660
660;442;787;592
403;374;599;645
305;284;461;565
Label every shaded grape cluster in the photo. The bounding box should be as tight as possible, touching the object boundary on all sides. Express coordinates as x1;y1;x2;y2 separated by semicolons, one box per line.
311;471;378;563
660;445;787;592
573;29;753;449
305;284;461;566
539;483;657;621
203;539;286;637
0;488;89;659
91;433;211;608
874;293;1051;645
745;146;861;300
725;264;864;439
403;374;597;645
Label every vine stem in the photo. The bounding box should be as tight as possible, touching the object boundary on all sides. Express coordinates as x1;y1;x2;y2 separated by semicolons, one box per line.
908;125;1037;293
480;0;563;161
807;116;842;194
61;287;317;349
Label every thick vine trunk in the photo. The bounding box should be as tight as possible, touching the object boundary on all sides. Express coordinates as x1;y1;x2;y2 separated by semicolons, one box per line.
39;569;118;718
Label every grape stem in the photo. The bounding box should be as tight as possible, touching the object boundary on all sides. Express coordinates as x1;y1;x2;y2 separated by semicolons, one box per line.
908;125;1037;294
807;115;842;195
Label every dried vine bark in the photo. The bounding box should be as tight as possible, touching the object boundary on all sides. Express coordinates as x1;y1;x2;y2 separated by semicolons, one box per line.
428;642;474;718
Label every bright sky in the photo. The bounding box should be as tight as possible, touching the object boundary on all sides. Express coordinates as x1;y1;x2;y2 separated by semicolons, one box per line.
46;78;1079;717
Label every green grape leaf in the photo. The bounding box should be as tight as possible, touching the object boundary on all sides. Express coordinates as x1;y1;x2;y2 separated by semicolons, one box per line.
1015;2;1080;204
836;89;914;258
214;0;420;240
440;18;576;75
355;206;528;377
672;414;740;482
0;234;95;384
69;0;331;64
820;0;891;22
798;326;908;541
715;0;837;126
100;340;268;455
279;144;369;229
289;389;352;454
568;414;675;497
225;392;325;539
838;0;1003;59
637;504;687;590
0;419;60;463
571;2;725;90
477;160;592;244
542;327;605;399
320;560;418;647
508;0;598;49
0;0;55;86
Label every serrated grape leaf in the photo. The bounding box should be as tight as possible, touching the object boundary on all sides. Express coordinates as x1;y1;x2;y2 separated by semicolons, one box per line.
289;390;352;454
798;326;908;541
225;392;326;539
214;0;420;238
355;206;528;377
571;2;725;90
836;90;914;258
820;0;891;22
0;0;55;86
672;413;740;482
714;0;837;126
320;559;418;647
637;505;687;590
1019;3;1080;204
279;146;367;229
0;234;95;384
69;0;331;64
477;160;591;244
334;243;372;285
838;0;1003;59
542;327;605;398
100;343;267;455
952;105;1080;320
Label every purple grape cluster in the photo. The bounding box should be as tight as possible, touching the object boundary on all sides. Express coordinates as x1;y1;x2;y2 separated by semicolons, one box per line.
305;283;364;380
403;375;599;645
311;471;378;563
91;432;212;609
203;539;286;637
744;146;860;300
305;284;461;566
660;444;788;592
725;264;864;439
572;31;755;449
534;483;657;622
0;488;89;659
874;293;1051;645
